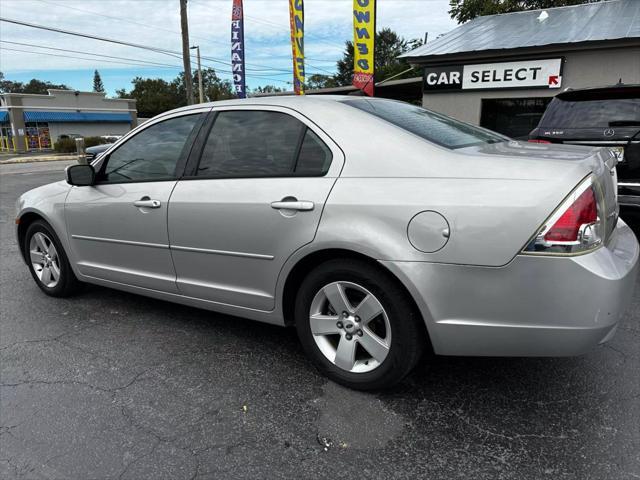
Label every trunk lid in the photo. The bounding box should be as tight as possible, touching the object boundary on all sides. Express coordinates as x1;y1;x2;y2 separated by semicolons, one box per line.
459;140;619;244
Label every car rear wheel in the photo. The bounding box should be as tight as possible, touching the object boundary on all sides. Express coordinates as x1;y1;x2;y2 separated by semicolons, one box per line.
295;258;425;390
25;220;81;297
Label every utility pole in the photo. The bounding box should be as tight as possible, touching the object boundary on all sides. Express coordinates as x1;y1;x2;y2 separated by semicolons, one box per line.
190;45;204;103
180;0;194;105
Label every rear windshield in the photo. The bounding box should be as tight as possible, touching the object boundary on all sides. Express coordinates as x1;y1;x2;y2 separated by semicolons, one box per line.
342;99;507;149
540;97;640;128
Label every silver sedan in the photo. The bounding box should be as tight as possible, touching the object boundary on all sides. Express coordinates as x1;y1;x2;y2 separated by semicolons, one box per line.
15;96;639;390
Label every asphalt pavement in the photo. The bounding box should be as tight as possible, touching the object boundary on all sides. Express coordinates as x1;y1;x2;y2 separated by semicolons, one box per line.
1;162;639;480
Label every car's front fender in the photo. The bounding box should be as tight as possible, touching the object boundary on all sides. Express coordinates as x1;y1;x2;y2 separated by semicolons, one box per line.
15;181;72;264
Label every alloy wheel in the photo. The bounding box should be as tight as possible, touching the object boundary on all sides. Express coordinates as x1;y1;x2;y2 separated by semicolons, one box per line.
309;281;391;373
29;232;61;288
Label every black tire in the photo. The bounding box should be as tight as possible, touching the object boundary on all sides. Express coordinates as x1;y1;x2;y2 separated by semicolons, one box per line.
24;220;82;297
295;258;426;390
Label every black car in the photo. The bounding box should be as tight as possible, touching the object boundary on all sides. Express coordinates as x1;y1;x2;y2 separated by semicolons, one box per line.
84;143;111;163
529;84;640;207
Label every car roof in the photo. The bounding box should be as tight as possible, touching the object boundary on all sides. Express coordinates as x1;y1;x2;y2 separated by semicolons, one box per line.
556;84;640;101
166;94;389;115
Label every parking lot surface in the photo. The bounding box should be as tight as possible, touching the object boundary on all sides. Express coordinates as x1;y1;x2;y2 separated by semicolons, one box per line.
1;164;639;480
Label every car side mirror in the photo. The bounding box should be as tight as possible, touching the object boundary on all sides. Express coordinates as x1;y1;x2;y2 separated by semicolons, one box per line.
65;164;95;186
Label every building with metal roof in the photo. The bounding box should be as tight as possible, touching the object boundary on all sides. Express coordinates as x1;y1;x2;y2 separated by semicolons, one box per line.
400;0;640;138
0;89;137;153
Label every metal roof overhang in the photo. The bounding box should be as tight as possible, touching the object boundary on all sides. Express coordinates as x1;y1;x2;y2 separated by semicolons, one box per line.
403;38;640;66
400;0;640;62
23;111;132;123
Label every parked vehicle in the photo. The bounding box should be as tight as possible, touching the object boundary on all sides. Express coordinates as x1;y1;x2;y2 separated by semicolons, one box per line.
529;84;640;207
57;133;83;140
84;143;111;163
15;97;638;390
100;135;123;143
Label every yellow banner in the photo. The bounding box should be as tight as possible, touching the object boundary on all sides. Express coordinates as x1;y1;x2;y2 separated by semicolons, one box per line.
289;0;305;95
353;0;375;96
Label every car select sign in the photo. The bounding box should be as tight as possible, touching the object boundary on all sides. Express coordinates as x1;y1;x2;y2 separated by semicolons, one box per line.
424;58;562;91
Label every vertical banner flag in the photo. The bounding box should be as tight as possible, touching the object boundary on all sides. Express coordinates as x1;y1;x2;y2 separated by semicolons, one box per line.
231;0;246;98
288;0;305;95
352;0;376;96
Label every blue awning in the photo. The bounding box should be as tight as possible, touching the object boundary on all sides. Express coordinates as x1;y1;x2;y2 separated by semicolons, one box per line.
23;111;131;123
0;110;8;123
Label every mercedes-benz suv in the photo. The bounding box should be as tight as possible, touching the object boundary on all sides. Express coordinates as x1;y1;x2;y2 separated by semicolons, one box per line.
529;84;640;207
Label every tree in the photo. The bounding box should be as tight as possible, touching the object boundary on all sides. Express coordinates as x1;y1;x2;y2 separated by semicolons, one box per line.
305;74;339;90
449;0;602;24
0;71;70;94
93;70;105;93
117;68;234;117
252;85;285;94
174;68;235;103
117;77;182;118
334;28;423;86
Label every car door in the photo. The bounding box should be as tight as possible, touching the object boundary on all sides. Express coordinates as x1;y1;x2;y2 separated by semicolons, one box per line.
168;106;343;310
65;110;208;292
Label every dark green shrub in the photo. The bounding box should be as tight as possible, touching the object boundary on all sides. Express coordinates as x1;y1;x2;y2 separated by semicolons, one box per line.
53;138;76;153
84;136;108;148
53;136;108;153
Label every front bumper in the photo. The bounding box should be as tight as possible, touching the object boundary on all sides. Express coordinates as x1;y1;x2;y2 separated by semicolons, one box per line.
382;218;639;357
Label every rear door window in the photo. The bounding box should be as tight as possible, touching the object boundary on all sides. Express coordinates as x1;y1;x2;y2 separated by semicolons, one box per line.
196;110;332;177
295;129;332;175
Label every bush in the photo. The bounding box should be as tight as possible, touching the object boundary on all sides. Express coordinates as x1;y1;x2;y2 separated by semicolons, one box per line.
84;136;108;148
53;138;76;153
53;136;108;153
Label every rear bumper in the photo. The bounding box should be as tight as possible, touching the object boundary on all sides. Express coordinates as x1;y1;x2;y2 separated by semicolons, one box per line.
382;218;639;357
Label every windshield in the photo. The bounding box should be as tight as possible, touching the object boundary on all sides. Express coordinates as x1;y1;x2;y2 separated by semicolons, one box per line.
342;99;508;149
540;97;640;128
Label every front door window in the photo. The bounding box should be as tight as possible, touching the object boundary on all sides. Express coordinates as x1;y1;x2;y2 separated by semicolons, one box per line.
99;114;204;183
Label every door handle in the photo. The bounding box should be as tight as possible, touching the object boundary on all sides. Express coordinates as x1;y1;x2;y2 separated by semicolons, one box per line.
133;198;161;209
270;200;314;211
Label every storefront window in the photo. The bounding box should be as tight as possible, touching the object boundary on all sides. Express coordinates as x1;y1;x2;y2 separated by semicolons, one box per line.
480;98;551;139
0;125;14;151
24;122;52;150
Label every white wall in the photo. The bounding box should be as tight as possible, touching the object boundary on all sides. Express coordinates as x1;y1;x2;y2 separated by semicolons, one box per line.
48;122;132;141
17;90;133;112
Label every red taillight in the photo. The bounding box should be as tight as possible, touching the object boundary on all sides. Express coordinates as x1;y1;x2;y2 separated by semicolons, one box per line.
528;139;551;144
544;187;597;242
522;176;604;255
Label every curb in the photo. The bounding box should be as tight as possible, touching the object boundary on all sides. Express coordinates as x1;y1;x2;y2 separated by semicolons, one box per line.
0;155;80;165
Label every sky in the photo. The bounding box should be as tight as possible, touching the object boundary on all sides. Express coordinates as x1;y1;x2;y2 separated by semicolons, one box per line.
0;0;457;96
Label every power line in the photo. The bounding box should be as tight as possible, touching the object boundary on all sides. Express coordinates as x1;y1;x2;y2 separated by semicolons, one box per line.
0;16;293;84
0;45;292;85
240;15;338;75
0;47;181;70
0;17;181;56
0;16;289;75
31;0;339;75
244;14;345;50
0;40;183;69
34;0;229;49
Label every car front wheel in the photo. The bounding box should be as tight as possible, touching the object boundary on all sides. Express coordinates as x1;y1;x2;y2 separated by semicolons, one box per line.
295;259;426;390
24;220;81;297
